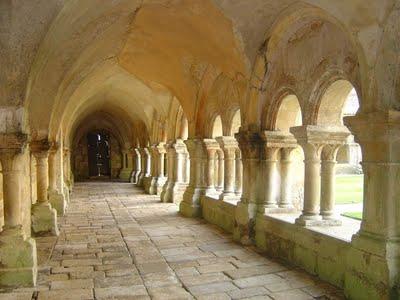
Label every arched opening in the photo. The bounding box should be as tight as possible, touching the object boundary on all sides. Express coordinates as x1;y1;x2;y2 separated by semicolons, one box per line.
73;129;122;181
317;82;363;222
87;131;111;178
276;95;302;132
179;116;189;140
275;95;305;211
230;109;241;136
211;115;223;138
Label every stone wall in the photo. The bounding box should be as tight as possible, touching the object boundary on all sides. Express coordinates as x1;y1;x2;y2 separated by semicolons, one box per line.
110;137;122;179
201;196;236;233
0;167;3;229
200;196;350;289
73;138;89;181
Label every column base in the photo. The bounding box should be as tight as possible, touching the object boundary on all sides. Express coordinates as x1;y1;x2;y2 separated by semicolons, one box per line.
137;174;144;187
161;182;188;204
295;214;322;226
63;186;70;204
119;168;132;181
219;192;240;202
49;191;67;216
264;206;297;214
233;201;257;245
31;203;59;236
180;187;205;217
130;171;137;183
345;232;400;299
0;227;37;288
205;187;219;198
143;176;152;193
149;176;167;195
295;214;342;226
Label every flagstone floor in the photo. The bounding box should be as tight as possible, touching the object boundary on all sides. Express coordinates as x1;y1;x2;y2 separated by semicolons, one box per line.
0;182;344;300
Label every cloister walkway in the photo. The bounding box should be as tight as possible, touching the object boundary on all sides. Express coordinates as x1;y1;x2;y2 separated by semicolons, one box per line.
1;182;343;300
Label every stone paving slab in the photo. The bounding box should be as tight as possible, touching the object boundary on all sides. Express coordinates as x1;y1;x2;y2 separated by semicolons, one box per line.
0;182;344;299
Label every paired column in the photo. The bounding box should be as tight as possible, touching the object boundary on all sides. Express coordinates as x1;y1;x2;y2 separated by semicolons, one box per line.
30;140;59;236
233;130;262;245
234;149;243;196
131;148;141;184
180;139;213;217
215;150;224;193
149;143;167;195
216;136;239;200
279;147;297;208
343;111;400;299
161;139;189;203
142;147;152;190
290;126;349;226
48;144;67;216
63;148;72;191
259;131;298;214
62;148;72;204
137;148;147;186
0;134;37;287
320;144;342;221
204;140;220;197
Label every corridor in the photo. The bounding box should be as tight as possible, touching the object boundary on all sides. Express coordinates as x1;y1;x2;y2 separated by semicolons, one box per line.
1;182;343;300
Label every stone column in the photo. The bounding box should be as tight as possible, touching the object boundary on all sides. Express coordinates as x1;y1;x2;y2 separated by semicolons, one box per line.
137;148;146;186
161;139;188;203
260;131;298;214
262;146;280;211
320;144;341;224
343;112;400;299
291;126;349;226
142;147;152;192
204;140;220;197
279;147;296;209
0;134;37;287
215;150;224;193
216;137;238;200
233;130;262;245
63;148;72;191
132;148;141;184
234;148;243;196
291;127;324;226
48;144;66;215
149;143;167;195
119;148;134;181
30;140;59;236
180;139;209;217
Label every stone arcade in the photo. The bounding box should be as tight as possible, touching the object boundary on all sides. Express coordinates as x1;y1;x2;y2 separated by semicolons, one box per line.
0;1;399;299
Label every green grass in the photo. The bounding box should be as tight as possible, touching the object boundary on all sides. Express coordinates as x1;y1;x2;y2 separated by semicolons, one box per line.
342;212;363;220
335;175;363;204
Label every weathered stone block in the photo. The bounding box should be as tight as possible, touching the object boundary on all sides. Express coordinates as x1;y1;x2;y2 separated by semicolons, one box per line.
0;228;37;287
31;203;59;236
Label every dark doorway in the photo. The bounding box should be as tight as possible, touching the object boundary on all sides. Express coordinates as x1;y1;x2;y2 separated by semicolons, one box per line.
87;131;111;178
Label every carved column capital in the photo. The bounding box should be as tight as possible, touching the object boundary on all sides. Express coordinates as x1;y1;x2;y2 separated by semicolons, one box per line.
235;130;262;160
30;139;52;157
345;110;400;162
290;125;350;161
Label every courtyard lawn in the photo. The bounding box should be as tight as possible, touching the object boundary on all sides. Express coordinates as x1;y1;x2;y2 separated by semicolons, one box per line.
335;175;363;204
342;212;363;220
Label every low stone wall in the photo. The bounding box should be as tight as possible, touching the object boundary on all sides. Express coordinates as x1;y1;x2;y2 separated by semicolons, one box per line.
255;216;350;288
199;197;351;289
201;196;236;233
